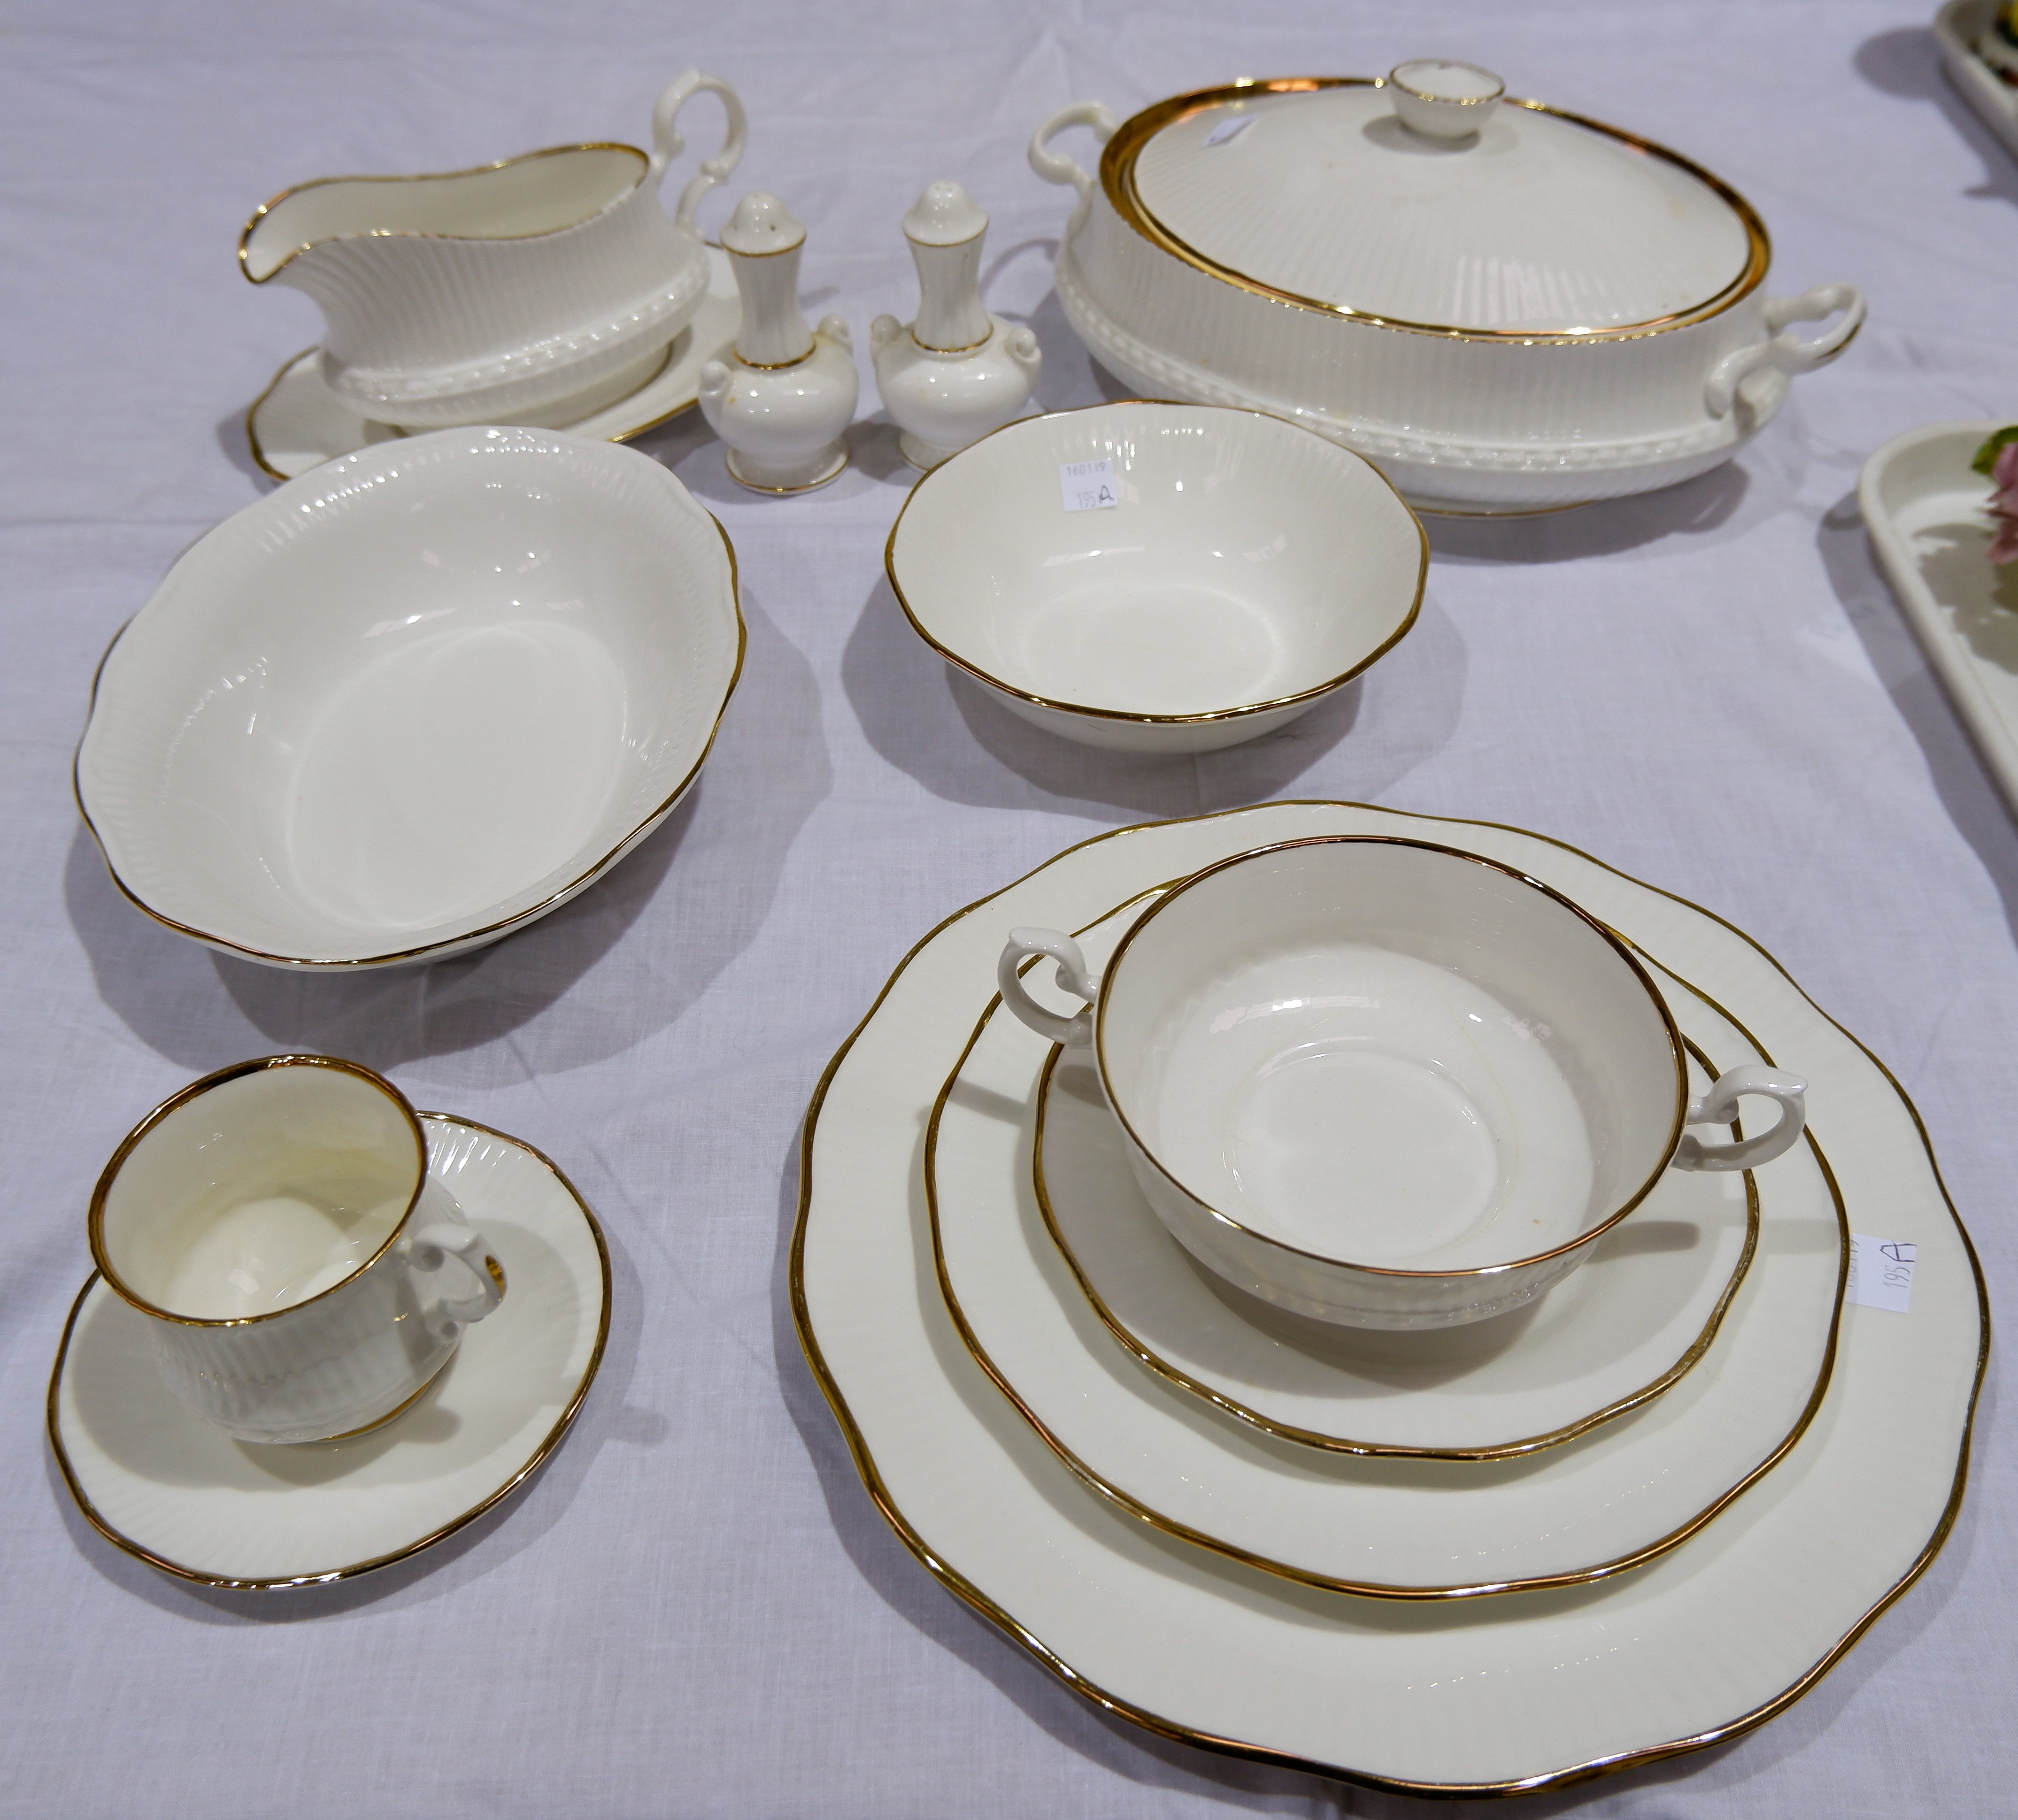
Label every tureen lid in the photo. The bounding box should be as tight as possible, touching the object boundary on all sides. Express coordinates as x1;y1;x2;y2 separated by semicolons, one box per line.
1111;68;1767;338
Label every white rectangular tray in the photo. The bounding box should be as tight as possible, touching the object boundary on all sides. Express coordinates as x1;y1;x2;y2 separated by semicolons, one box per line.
1860;418;2018;810
1934;0;2018;161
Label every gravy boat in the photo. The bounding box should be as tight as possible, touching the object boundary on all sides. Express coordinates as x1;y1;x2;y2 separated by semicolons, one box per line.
240;71;746;430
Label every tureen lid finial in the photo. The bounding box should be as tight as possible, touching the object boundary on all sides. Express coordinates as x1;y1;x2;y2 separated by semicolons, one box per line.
1386;59;1505;140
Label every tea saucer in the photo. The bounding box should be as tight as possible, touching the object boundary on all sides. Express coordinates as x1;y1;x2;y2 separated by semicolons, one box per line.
931;913;1844;1598
246;247;740;481
1038;1003;1757;1459
49;1114;610;1589
795;799;1986;1791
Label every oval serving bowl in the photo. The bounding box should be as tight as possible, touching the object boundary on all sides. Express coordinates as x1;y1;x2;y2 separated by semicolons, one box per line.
76;427;743;968
885;401;1426;753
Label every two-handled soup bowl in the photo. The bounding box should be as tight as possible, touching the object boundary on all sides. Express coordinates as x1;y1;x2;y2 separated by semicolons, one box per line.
1000;837;1807;1328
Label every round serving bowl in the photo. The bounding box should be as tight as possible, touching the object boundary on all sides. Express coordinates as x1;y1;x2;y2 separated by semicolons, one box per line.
885;401;1426;753
998;837;1809;1328
76;426;744;968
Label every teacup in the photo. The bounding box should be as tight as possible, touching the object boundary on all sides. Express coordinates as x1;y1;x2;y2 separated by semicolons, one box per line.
88;1055;504;1443
239;70;747;430
999;837;1807;1329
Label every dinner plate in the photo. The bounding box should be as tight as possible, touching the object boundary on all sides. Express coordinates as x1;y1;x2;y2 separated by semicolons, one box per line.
793;800;1987;1794
931;916;1840;1597
246;246;740;481
1036;943;1759;1459
50;1115;610;1590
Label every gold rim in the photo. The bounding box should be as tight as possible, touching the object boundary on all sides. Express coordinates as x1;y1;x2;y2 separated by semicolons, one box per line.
789;799;1988;1795
1035;1028;1760;1460
1102;79;1773;344
1090;836;1687;1281
883;399;1428;726
88;1055;426;1328
724;448;849;493
1387;61;1504;108
926;972;1840;1600
47;1113;613;1593
239;142;649;284
72;504;746;968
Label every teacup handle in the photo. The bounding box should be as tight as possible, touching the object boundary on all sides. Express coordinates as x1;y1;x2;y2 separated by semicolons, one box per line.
650;71;749;235
1673;1065;1808;1172
408;1221;506;1344
998;928;1101;1047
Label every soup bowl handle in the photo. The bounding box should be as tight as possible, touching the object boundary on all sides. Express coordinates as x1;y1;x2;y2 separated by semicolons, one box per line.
999;929;1101;1047
650;71;749;234
1673;1064;1808;1172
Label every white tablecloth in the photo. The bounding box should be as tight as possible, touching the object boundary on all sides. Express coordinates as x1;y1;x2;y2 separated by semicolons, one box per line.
3;1;2010;1812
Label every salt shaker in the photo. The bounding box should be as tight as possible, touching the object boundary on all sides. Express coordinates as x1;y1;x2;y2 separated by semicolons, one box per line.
870;181;1040;470
698;192;858;492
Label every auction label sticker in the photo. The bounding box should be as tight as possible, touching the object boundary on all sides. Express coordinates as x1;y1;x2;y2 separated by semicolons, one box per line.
1846;1234;1916;1313
1060;459;1119;512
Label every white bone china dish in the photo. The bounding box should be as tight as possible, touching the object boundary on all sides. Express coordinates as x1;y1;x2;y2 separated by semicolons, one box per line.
938;920;1844;1597
88;1056;504;1444
1035;1011;1759;1458
1029;66;1864;512
240;71;746;429
76;426;744;967
793;797;1985;1792
245;246;743;482
998;837;1808;1326
885;401;1427;753
53;1111;611;1589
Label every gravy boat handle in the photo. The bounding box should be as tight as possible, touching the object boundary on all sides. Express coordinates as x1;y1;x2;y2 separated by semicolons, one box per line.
651;71;749;234
999;929;1101;1047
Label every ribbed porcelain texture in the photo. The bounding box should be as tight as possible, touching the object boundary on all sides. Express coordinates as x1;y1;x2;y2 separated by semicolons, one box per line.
144;1175;472;1444
77;428;744;966
250;156;710;429
1033;81;1862;509
1060;217;1778;505
1132;87;1750;331
52;1115;611;1587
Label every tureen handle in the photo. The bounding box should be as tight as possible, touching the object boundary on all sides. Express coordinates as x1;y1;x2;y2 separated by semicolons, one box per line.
650;71;749;234
1672;1065;1808;1173
998;929;1101;1047
1703;282;1865;418
1029;102;1120;200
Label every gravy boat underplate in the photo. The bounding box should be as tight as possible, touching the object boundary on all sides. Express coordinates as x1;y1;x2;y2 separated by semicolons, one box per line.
241;72;745;429
76;427;744;968
1000;837;1809;1326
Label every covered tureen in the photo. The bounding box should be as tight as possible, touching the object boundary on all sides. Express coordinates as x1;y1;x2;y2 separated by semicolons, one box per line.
1030;62;1863;512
